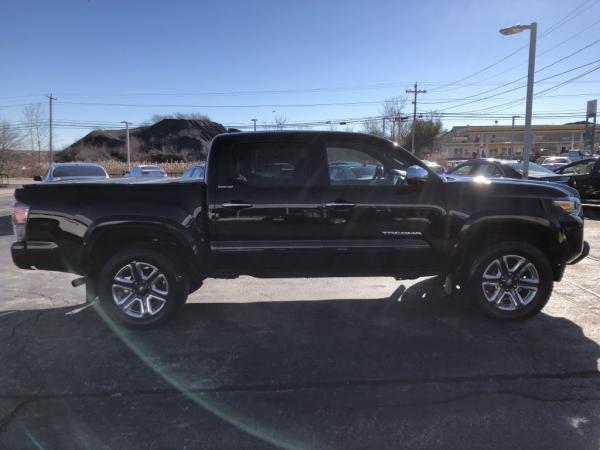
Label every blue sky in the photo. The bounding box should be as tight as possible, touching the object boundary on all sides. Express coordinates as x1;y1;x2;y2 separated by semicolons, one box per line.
1;0;599;148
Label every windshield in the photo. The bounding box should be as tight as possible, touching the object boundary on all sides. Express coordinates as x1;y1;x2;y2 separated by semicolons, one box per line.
52;165;106;178
505;162;558;177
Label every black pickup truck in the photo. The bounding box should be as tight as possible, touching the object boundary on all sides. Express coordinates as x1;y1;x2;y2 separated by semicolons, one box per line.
11;131;589;328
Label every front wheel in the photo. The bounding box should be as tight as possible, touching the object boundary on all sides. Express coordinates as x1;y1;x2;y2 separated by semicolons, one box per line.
466;241;553;321
95;247;189;329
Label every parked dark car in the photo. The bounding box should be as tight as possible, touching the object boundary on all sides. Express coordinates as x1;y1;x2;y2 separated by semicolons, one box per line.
11;131;588;329
181;164;205;179
34;163;109;183
554;157;600;202
446;158;570;184
124;165;167;178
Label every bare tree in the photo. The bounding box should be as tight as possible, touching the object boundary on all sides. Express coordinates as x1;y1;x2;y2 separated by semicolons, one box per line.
274;114;287;130
362;96;408;141
0;119;23;171
22;104;48;161
151;112;211;122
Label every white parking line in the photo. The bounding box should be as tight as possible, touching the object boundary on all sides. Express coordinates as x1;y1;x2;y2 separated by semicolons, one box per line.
563;278;600;299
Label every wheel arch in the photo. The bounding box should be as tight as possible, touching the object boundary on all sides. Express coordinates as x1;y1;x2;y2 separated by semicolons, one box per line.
83;220;206;295
453;217;564;282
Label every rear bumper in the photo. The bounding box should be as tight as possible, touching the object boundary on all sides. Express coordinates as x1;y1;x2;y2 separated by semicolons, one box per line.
11;241;69;272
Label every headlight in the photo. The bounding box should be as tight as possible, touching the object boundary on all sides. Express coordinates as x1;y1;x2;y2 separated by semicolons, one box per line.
553;197;581;216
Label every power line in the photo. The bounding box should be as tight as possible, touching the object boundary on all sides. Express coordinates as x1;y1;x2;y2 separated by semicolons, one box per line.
420;38;600;106
435;57;600;112
472;16;600;86
428;0;599;93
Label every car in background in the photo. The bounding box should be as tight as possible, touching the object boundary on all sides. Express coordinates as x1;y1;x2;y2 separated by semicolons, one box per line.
124;165;167;178
181;164;205;179
540;156;571;171
423;160;445;174
329;162;380;182
34;163;109;183
554;157;600;202
567;149;593;162
446;158;570;184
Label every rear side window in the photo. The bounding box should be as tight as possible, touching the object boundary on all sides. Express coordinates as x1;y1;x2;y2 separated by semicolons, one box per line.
229;142;314;188
53;165;106;178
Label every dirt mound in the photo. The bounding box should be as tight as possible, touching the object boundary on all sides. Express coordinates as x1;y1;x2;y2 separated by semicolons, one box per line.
57;119;228;162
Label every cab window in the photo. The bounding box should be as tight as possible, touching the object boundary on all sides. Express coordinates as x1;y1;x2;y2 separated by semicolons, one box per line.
228;142;315;188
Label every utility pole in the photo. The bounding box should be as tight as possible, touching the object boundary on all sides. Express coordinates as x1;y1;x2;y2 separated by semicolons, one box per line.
406;83;426;153
251;118;257;132
47;94;57;163
120;121;132;169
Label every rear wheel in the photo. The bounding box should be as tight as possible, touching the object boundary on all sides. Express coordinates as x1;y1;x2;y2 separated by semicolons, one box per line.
96;247;189;329
467;241;553;321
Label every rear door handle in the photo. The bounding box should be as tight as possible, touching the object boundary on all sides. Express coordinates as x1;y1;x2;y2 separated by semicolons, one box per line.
324;201;356;208
222;202;253;210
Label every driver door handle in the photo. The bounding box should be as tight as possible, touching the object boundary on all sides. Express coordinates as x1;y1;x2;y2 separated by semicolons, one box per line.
324;201;356;208
222;202;253;210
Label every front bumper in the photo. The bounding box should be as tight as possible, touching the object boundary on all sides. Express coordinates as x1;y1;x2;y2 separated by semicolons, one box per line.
569;240;590;265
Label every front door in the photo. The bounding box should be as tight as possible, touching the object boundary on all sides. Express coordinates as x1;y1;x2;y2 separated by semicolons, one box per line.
209;138;327;275
316;136;447;276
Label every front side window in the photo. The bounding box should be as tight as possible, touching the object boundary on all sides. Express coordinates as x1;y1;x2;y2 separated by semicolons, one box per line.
325;145;398;186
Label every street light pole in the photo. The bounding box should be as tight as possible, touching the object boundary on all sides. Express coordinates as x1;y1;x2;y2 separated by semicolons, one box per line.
500;22;537;178
511;115;520;157
251;118;257;132
121;121;131;169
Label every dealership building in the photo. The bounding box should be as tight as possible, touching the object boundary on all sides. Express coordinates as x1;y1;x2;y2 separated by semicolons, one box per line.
435;123;599;159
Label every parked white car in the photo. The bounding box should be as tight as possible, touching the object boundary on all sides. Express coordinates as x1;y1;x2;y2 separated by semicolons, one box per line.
541;156;571;171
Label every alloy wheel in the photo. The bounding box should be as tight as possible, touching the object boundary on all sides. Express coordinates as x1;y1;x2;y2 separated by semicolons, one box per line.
481;254;540;311
111;261;169;318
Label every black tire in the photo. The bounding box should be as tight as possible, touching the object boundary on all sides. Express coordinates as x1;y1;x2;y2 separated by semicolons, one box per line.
466;240;553;321
95;246;189;329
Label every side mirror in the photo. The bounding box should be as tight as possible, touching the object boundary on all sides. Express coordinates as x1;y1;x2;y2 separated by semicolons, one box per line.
406;165;429;185
33;175;42;182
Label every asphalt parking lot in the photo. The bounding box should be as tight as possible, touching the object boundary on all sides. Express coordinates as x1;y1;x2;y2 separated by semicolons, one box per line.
1;186;600;449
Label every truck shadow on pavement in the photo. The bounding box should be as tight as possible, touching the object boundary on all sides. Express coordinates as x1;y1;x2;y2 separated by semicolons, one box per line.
0;216;12;237
1;278;600;449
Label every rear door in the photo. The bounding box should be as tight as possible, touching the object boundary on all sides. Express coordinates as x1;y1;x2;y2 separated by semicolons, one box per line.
209;137;327;274
314;136;447;276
